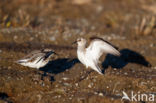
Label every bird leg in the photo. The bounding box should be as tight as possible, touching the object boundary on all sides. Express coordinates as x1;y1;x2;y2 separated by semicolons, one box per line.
78;69;94;82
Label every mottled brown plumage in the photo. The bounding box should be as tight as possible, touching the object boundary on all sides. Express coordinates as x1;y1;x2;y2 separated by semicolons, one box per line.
16;49;57;69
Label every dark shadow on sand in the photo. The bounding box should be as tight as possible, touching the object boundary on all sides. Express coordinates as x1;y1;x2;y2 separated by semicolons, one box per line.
40;58;79;74
40;49;151;77
102;48;151;73
0;92;13;103
39;58;79;81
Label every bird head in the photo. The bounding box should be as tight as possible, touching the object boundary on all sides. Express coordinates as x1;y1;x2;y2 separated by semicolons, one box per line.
42;49;58;55
72;38;86;46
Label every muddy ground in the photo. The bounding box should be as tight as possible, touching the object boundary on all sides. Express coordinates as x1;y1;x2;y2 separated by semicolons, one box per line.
0;0;156;103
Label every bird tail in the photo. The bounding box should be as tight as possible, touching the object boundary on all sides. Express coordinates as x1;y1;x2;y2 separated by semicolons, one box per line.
92;64;103;75
113;49;120;56
15;59;28;64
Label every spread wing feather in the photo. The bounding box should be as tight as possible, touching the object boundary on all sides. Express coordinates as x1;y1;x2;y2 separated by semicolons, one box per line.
86;39;120;62
16;50;53;64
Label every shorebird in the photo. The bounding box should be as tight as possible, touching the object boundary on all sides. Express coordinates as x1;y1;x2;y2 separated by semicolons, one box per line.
73;37;120;75
16;49;57;69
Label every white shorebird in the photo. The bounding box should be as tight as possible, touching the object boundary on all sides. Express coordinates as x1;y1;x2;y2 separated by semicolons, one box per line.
16;49;57;69
73;37;120;75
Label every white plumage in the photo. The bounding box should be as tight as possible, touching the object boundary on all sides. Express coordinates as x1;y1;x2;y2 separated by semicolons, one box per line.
75;37;120;75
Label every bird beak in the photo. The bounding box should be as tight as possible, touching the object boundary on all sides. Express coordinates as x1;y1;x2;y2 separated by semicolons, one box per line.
72;41;77;45
53;51;58;56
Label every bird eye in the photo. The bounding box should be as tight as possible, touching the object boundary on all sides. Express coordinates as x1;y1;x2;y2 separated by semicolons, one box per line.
77;39;81;42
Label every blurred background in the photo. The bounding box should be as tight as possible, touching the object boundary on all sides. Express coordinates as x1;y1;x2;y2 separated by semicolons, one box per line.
0;0;156;103
0;0;155;43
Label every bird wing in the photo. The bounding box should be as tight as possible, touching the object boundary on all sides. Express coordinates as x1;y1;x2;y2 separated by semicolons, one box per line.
34;50;54;63
17;50;44;63
17;49;55;64
86;39;120;61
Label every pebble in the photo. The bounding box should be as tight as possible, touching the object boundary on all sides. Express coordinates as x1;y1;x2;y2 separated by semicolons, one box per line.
63;83;72;87
41;82;45;87
140;82;147;85
55;85;58;87
150;43;154;47
114;68;117;70
88;83;93;88
8;66;11;69
34;81;38;84
91;26;96;30
124;72;128;75
7;76;11;79
49;36;56;41
132;70;135;73
75;83;78;87
98;93;104;96
62;77;69;81
88;84;92;88
13;35;18;40
36;94;42;102
111;98;115;101
93;79;96;82
96;5;103;13
58;95;61;98
94;92;98;95
29;37;34;41
116;72;120;75
53;96;57;98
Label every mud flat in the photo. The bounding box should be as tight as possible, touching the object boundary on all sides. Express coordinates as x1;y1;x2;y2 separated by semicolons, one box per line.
0;0;156;103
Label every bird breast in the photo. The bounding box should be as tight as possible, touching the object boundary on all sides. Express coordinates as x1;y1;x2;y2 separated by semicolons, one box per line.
77;50;86;65
77;50;95;68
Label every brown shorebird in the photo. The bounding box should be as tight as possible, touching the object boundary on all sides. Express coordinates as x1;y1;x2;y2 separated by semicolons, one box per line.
16;49;57;69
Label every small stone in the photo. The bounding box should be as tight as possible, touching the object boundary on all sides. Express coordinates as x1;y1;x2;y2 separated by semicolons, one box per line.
75;83;78;87
62;77;69;81
41;82;45;87
150;43;154;47
34;81;38;84
124;72;128;75
8;66;11;69
91;26;95;30
29;37;34;41
58;95;61;98
53;96;57;98
94;92;98;95
107;37;112;40
96;5;103;13
99;93;103;96
63;83;71;87
88;84;92;88
49;36;56;41
106;86;109;89
93;79;96;82
7;76;11;79
13;35;18;40
111;98;115;100
114;68;117;70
